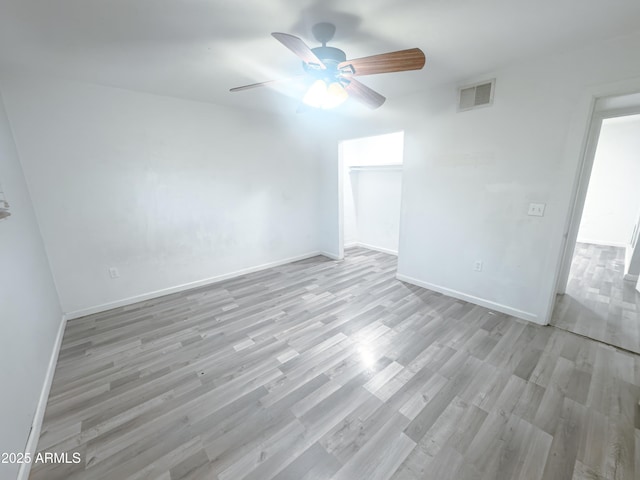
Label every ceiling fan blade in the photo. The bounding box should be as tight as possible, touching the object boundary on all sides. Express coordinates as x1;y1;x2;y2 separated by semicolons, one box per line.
230;75;304;92
339;48;425;76
344;79;386;109
272;32;326;69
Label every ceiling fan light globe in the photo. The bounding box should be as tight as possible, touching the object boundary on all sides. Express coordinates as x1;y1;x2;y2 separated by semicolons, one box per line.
302;79;348;109
302;79;327;108
323;81;348;109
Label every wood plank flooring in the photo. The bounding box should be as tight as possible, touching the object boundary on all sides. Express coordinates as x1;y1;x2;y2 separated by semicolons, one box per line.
552;242;640;354
31;247;640;479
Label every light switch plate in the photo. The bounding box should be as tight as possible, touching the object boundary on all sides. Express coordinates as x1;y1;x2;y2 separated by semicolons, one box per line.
528;203;546;217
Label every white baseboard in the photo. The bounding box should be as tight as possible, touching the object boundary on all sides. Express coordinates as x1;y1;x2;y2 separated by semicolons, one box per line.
17;314;68;480
624;273;639;282
395;273;540;324
353;242;398;256
334;243;399;258
65;251;324;320
576;238;629;248
320;251;342;261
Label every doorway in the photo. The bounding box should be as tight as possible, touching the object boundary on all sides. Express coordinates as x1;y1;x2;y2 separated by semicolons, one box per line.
338;131;404;260
552;110;640;353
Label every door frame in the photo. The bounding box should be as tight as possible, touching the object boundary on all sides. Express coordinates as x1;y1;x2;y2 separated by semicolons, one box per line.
554;104;640;295
337;140;345;261
337;131;405;260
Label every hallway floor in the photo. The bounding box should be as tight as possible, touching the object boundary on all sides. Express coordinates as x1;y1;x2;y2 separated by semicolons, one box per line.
552;242;640;353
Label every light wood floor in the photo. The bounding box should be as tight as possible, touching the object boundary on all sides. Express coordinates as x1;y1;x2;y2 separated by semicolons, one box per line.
32;247;640;480
552;242;640;354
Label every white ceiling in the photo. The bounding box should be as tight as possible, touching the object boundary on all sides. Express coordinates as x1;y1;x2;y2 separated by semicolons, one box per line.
1;0;639;115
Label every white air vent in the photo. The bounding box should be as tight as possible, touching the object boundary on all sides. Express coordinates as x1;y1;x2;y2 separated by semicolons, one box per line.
458;79;495;111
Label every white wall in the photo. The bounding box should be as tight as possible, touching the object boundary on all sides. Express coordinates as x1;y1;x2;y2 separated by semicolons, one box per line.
0;89;62;480
0;74;321;316
342;132;404;166
342;132;404;253
350;167;403;253
343;166;358;247
312;31;640;325
577;115;640;246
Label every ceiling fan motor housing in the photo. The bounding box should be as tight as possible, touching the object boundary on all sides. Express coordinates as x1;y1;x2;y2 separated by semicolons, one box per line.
304;46;347;83
310;46;346;65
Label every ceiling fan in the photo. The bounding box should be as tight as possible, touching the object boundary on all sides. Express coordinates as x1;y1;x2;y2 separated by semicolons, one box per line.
230;23;426;110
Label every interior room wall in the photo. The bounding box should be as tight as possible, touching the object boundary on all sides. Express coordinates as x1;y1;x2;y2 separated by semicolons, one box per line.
341;132;404;254
577;115;640;246
341;132;404;166
343;166;358;247
0;89;62;480
350;167;403;253
340;139;357;248
0;73;322;316
311;30;640;325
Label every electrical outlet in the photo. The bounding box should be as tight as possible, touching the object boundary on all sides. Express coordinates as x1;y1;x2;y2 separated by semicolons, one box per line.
109;267;120;278
474;260;483;272
528;203;546;217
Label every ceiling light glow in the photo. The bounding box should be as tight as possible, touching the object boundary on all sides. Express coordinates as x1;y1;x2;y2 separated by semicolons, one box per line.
303;79;348;109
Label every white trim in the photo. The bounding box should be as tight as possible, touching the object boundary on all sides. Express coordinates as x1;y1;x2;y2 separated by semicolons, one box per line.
546;81;640;326
337;131;406;264
576;238;629;248
17;314;67;480
349;242;398;256
337;141;345;262
554;102;640;298
555;110;603;296
320;250;342;261
65;251;324;320
396;273;540;324
545;78;640;325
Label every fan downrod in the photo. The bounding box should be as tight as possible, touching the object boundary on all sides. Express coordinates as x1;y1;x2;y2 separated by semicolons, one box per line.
311;23;336;47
